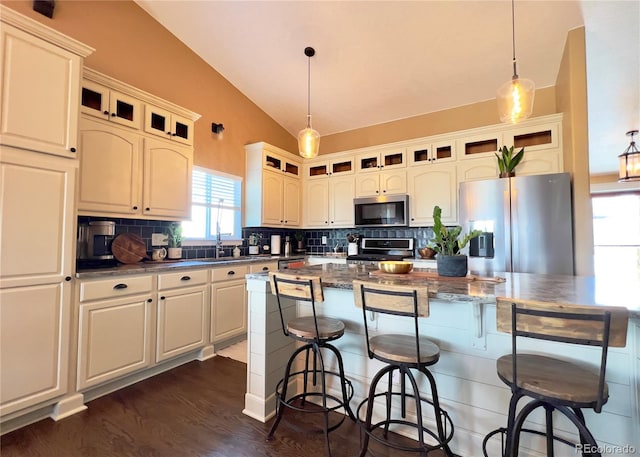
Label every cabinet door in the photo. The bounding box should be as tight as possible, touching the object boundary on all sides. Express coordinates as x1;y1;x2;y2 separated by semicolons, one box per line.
77;117;142;215
330;176;355;227
355;173;380;197
1;149;75;288
156;285;207;362
81;81;141;130
517;150;560;176
457;157;498;182
408;164;457;226
304;179;330;227
144;104;193;146
0;23;81;158
143;138;192;219
283;176;301;226
380;170;407;195
211;279;247;343
77;295;153;390
0;282;71;416
261;170;284;226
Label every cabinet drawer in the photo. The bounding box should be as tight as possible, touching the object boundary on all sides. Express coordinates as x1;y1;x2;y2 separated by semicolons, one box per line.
249;262;279;274
158;269;208;290
211;265;248;282
79;275;153;302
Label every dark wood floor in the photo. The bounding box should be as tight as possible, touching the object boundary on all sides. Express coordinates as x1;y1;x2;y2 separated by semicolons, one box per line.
1;356;450;457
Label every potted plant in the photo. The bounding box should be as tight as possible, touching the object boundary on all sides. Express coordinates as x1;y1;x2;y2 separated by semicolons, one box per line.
248;233;262;255
429;206;482;277
166;223;183;259
495;145;525;178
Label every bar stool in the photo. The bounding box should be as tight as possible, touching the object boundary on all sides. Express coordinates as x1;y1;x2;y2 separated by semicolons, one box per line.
266;271;355;457
353;280;454;457
482;297;629;457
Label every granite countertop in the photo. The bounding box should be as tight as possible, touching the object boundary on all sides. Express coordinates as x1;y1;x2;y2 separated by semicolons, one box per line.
247;263;640;318
75;255;304;279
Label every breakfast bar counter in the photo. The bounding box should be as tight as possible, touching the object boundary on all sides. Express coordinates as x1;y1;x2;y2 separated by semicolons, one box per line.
244;264;640;457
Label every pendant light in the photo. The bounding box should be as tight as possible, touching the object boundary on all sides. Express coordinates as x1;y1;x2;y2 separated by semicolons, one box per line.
298;47;320;159
618;130;640;182
497;0;535;124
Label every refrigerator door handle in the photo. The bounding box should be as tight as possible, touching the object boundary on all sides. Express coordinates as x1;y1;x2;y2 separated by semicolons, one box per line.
504;183;513;272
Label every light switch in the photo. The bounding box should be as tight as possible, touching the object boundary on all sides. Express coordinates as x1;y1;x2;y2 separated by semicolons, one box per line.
321;236;327;245
152;233;168;246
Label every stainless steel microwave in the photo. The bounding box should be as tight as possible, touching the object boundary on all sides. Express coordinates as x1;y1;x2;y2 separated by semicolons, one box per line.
354;194;409;227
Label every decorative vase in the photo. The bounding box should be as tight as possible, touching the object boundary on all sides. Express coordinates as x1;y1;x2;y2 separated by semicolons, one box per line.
499;171;516;178
167;247;182;259
436;254;468;277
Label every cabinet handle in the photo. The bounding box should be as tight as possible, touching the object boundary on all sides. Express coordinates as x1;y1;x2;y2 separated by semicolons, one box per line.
103;110;109;115
113;283;128;289
145;207;150;211
382;189;386;193
166;131;172;136
227;271;235;276
325;221;328;224
65;276;72;281
375;190;379;194
147;298;152;303
111;113;116;117
171;133;177;136
180;276;191;281
262;267;269;271
70;147;76;153
411;217;415;221
331;221;334;223
133;206;138;210
160;296;166;300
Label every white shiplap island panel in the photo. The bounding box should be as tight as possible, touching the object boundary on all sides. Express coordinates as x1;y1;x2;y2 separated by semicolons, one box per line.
244;264;640;457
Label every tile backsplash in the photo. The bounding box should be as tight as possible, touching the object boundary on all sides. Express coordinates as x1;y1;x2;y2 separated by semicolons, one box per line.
78;216;435;260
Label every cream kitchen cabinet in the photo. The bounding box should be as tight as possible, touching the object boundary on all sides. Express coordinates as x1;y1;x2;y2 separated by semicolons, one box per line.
245;143;302;228
81;80;141;130
407;164;457;226
156;269;208;363
248;261;279;274
77;275;154;390
407;140;456;166
0;7;93;158
210;265;249;344
356;148;406;172
0;148;77;418
304;175;355;228
355;169;406;197
304;156;354;179
457;157;498;182
458;131;502;160
144;104;194;146
77;117;192;220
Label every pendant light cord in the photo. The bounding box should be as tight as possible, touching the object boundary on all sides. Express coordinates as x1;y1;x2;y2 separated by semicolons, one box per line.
511;0;519;79
307;54;311;128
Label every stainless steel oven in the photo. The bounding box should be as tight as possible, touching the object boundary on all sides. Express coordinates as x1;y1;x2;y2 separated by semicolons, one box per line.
346;237;414;265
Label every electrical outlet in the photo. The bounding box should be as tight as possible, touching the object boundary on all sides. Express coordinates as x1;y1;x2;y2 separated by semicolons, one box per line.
152;233;168;246
322;236;327;245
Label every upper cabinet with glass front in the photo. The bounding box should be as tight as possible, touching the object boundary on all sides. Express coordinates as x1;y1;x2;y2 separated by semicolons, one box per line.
144;104;194;146
407;139;456;166
81;80;141;130
356;148;406;172
304;155;355;179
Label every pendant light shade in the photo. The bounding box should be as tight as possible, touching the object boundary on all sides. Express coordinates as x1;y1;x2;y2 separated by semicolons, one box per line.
497;0;535;124
298;47;319;159
618;130;640;182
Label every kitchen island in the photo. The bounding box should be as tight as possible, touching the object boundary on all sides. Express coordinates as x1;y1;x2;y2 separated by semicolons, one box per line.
244;263;639;457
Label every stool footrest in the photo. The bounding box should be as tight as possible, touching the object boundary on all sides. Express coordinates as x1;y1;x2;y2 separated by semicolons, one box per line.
482;426;580;457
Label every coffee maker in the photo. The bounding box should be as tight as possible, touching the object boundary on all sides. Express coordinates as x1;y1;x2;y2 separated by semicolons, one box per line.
77;221;116;260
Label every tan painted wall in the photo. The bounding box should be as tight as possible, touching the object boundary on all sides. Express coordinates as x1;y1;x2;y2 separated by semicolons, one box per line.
320;88;557;154
555;26;594;276
1;0;298;177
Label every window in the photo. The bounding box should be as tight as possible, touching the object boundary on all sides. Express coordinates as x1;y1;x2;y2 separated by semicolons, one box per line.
592;192;640;281
182;167;242;242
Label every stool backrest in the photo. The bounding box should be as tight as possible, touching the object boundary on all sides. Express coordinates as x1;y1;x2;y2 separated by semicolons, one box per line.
269;271;324;338
353;280;429;362
496;297;629;412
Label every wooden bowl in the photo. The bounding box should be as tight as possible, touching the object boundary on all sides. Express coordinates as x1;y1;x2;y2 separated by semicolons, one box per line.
378;261;413;274
418;247;436;259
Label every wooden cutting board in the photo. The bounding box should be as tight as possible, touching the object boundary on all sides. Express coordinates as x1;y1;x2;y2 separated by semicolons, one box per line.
111;233;148;264
370;269;506;283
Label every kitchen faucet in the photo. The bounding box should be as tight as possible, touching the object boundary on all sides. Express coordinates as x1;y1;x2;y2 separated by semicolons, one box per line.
215;198;224;258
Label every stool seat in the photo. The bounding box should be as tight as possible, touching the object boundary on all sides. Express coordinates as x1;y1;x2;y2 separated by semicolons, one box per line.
370;334;440;364
288;316;345;341
497;353;608;406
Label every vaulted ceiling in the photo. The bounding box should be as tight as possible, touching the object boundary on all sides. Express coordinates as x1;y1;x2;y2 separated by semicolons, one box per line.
135;1;639;175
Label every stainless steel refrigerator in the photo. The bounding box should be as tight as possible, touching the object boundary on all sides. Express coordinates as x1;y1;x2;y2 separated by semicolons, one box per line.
459;172;574;275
